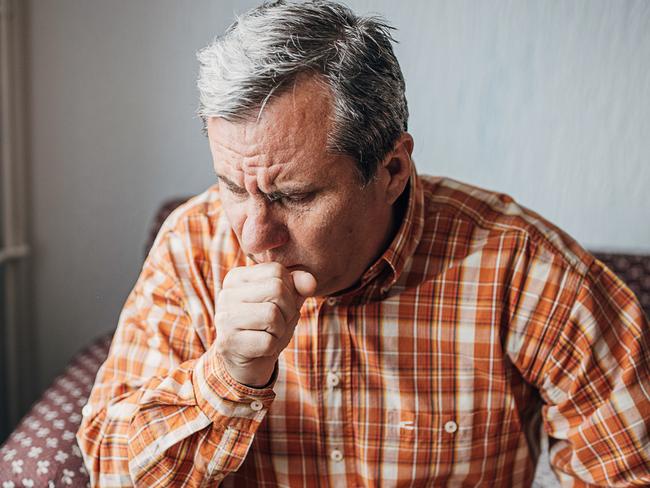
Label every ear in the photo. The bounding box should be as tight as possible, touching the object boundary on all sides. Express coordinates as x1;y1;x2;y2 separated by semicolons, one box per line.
380;132;414;205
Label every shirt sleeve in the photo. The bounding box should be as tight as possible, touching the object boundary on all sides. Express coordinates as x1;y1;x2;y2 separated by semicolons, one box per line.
76;225;275;487
538;258;650;486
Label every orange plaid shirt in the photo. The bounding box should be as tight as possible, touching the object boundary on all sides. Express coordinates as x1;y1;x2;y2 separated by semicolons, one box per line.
77;167;650;487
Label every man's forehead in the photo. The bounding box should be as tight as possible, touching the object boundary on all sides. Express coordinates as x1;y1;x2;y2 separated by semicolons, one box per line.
206;75;348;193
211;135;312;187
208;77;331;148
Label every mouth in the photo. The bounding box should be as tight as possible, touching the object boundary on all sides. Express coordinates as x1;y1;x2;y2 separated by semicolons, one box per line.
247;254;304;271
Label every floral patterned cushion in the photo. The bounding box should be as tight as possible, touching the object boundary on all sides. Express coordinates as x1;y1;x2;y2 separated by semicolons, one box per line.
594;252;650;313
1;196;648;487
0;335;112;487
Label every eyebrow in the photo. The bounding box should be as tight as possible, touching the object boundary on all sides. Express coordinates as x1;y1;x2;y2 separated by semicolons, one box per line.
215;173;246;192
215;172;314;198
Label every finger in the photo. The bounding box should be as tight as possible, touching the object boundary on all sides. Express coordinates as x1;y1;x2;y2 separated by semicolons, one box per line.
215;302;287;338
219;278;298;322
221;329;280;360
291;270;318;298
223;262;293;288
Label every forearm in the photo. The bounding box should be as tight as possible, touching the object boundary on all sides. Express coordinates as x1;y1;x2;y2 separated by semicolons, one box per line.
537;259;650;486
77;347;275;487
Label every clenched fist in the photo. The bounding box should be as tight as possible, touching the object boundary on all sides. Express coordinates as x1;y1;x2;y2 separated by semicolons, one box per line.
213;263;317;387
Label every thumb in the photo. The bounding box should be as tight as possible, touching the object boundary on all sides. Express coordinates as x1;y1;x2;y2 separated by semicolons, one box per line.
291;270;318;298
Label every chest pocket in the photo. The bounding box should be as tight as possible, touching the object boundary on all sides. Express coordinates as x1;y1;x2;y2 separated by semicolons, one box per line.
373;408;455;476
361;402;523;485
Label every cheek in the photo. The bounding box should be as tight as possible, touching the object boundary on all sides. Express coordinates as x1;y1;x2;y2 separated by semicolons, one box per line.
288;216;327;248
288;200;353;253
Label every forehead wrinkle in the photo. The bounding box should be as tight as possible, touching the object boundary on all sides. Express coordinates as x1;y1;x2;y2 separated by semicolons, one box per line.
210;76;334;191
242;162;285;193
210;134;256;160
240;158;285;169
243;173;259;194
212;128;284;169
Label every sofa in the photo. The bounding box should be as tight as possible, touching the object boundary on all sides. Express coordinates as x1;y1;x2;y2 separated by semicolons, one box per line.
1;198;649;487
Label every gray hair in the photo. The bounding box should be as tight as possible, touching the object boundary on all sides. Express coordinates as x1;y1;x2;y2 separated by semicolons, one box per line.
196;0;409;184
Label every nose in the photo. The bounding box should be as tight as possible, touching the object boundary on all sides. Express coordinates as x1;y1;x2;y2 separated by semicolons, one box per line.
240;198;289;256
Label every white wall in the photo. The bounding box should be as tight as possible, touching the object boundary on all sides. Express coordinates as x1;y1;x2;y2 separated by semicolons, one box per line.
29;0;650;392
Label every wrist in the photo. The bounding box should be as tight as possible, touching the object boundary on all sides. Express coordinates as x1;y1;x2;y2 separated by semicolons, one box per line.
194;348;276;424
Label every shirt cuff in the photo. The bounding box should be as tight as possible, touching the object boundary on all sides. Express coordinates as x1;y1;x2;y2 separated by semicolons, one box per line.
193;346;276;430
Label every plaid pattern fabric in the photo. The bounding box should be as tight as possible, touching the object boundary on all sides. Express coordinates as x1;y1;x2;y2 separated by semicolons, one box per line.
77;168;650;487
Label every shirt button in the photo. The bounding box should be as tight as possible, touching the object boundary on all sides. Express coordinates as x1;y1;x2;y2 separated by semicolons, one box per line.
147;336;160;348
81;404;92;417
444;420;458;433
250;400;263;412
326;371;340;388
326;297;338;306
330;449;343;462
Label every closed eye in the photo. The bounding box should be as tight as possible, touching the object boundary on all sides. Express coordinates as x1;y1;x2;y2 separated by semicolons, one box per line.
226;184;247;196
267;192;313;206
216;173;315;206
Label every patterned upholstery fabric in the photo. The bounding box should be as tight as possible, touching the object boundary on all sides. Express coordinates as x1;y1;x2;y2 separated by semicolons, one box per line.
1;197;648;487
0;336;112;487
592;252;650;312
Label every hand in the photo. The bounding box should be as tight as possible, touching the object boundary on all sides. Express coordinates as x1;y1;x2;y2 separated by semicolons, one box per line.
213;262;317;387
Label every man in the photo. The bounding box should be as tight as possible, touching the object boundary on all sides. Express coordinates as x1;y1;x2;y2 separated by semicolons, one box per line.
77;1;650;486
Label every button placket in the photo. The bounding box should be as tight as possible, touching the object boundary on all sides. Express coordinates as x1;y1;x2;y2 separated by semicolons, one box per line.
329;448;343;462
444;420;458;434
147;335;160;348
321;301;346;477
326;370;340;388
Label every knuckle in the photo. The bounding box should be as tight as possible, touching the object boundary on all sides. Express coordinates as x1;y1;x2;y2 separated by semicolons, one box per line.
222;267;242;288
269;278;285;298
263;302;281;324
267;262;285;278
214;310;231;330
